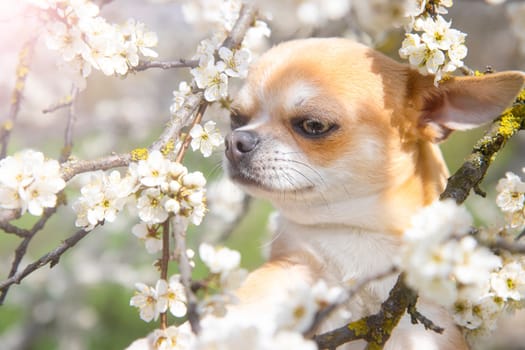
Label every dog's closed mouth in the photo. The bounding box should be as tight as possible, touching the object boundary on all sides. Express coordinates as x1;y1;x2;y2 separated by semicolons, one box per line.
228;165;316;194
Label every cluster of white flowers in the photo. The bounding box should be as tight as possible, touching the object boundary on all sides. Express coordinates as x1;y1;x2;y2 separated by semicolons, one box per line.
0;150;65;216
189;40;252;102
132;150;206;226
194;279;343;350
73;170;136;230
399;200;500;309
130;275;187;323
399;0;468;84
206;176;246;223
399;199;525;336
495;170;525;228
27;0;158;89
73;150;207;232
197;243;248;317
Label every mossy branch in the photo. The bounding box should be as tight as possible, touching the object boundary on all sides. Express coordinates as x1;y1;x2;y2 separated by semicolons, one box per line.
314;276;421;350
440;90;525;204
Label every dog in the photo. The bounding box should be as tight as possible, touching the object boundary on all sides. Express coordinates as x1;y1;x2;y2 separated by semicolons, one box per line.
223;38;525;349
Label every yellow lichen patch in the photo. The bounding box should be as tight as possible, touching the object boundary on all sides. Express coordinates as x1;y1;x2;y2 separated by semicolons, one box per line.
474;70;484;77
131;148;149;161
498;108;522;138
161;140;175;156
348;319;369;337
517;89;525;103
17;65;29;78
3;120;13;131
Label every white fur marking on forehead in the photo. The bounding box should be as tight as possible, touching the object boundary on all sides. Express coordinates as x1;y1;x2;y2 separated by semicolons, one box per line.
235;85;254;111
283;81;318;112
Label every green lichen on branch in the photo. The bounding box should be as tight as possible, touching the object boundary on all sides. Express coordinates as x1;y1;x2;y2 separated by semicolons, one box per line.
314;276;421;350
440;90;525;204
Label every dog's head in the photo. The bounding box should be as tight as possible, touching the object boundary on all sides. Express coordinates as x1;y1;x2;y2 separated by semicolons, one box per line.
224;38;524;232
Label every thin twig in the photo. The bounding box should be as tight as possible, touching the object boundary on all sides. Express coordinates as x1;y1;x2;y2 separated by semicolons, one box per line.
175;103;207;163
0;228;91;293
0;205;60;304
0;222;31;238
133;59;199;72
173;218;201;334
42;97;73;114
160;220;170;329
60;86;79;163
0;36;37;158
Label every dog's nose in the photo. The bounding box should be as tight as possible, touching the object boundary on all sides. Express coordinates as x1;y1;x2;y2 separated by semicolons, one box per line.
225;130;259;163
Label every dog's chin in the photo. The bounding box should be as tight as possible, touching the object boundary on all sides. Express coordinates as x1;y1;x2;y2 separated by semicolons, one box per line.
226;165;315;198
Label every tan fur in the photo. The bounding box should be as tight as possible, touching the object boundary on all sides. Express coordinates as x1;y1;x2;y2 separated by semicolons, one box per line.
224;38;525;349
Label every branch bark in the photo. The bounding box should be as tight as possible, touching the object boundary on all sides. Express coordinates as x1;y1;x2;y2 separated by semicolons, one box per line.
440;92;525;204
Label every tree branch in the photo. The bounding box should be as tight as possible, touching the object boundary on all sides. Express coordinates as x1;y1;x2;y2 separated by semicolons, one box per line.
440;91;525;204
173;219;201;334
314;276;417;350
133;59;199;72
0;228;92;294
0;36;37;159
60;86;79;163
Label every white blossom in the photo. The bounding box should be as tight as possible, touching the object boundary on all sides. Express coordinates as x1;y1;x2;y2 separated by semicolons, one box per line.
218;47;251;78
132;223;162;254
29;0;159;86
137;188;169;224
276;281;318;333
399;200;502;308
73;170;135;230
496;172;525;213
190;121;224;158
170;81;192;116
190;60;229;102
151;323;194;350
490;261;525;301
0;150;65;216
199;243;241;275
155;276;188;318
130;282;159;322
207;176;246;223
136;150;170;187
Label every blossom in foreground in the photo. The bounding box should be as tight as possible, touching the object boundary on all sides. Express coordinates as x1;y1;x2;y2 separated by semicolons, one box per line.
490;261;525;301
0;150;65;216
190;121;224;158
199;243;241;275
496;171;525;228
399;200;502;308
151;324;194;350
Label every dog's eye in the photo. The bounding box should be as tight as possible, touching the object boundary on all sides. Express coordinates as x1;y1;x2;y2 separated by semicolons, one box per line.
230;112;249;130
293;118;337;138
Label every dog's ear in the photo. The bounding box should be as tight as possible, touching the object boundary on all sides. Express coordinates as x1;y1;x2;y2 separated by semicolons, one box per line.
408;70;525;142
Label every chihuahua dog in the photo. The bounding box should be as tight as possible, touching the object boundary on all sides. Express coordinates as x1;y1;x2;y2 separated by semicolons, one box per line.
223;38;525;349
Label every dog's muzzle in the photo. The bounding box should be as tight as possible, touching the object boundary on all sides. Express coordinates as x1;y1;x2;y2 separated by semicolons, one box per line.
224;130;259;166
